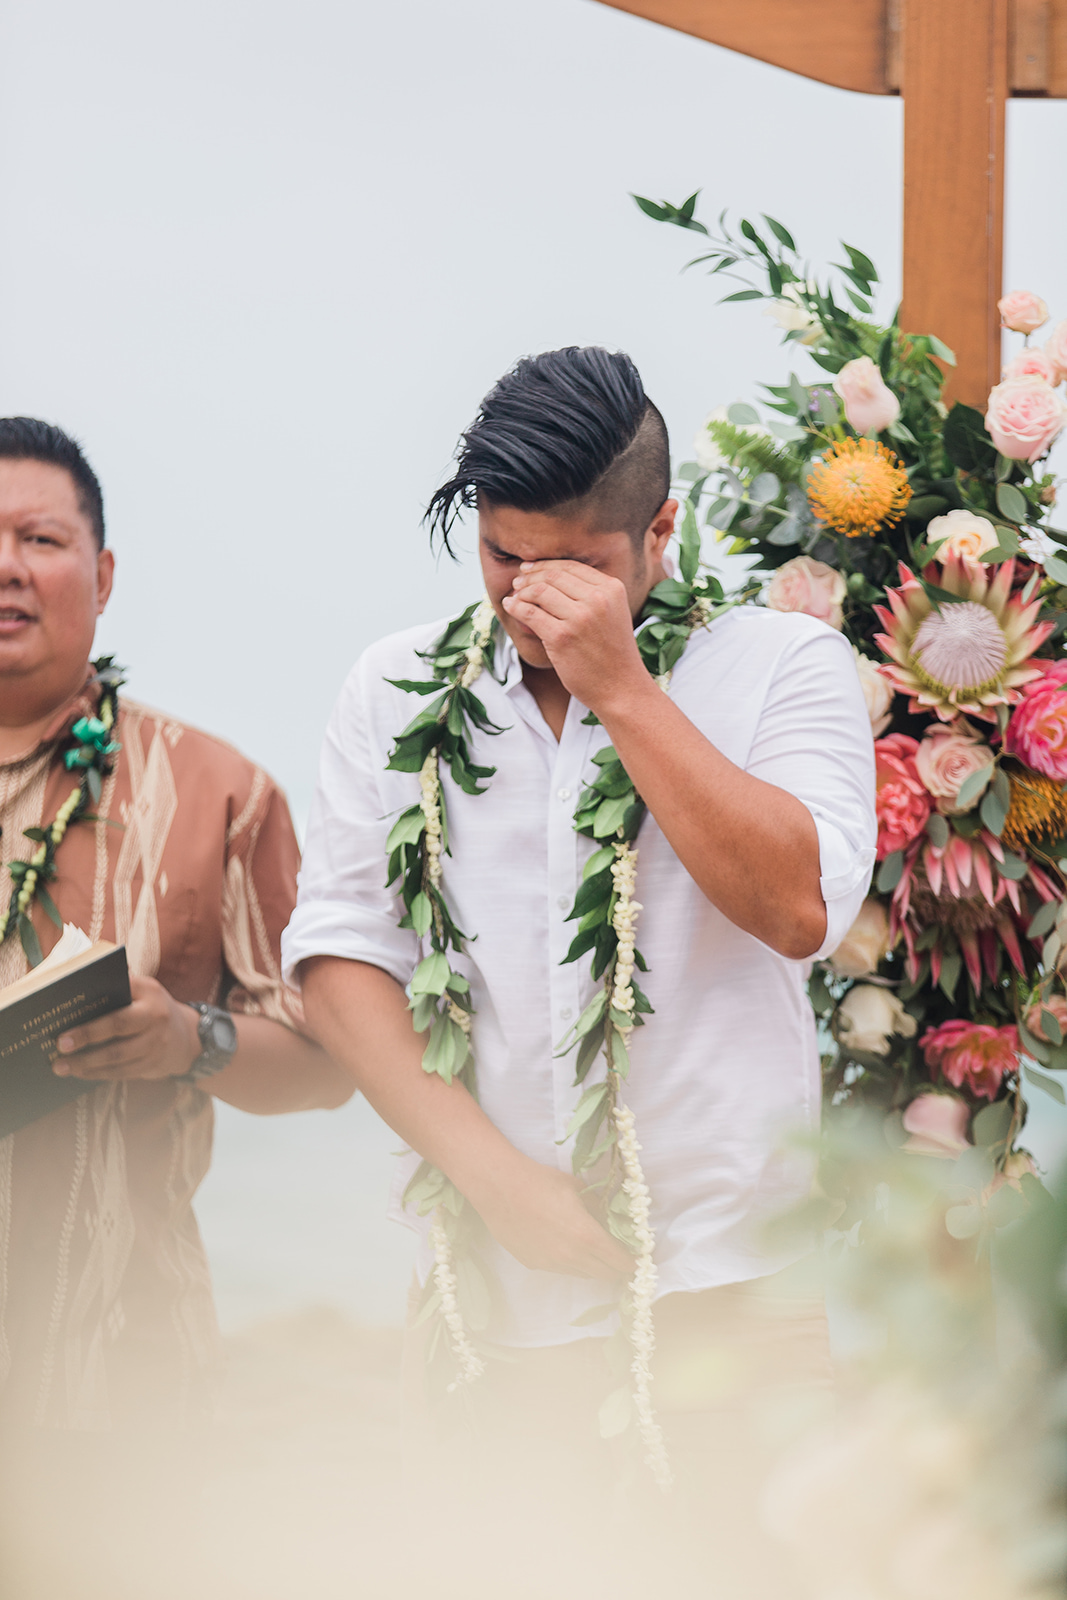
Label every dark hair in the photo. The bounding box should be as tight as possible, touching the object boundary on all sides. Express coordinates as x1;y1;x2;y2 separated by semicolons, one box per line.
0;418;105;548
427;347;670;553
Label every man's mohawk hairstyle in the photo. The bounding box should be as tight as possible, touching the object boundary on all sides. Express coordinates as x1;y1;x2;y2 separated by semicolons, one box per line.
427;347;669;554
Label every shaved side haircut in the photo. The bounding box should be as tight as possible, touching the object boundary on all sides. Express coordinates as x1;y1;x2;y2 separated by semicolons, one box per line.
427;347;670;552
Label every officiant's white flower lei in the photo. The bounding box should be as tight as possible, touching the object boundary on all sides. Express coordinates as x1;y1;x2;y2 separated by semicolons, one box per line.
384;519;743;1488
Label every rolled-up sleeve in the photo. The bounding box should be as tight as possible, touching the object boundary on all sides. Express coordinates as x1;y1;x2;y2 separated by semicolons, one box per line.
281;652;419;990
744;620;877;960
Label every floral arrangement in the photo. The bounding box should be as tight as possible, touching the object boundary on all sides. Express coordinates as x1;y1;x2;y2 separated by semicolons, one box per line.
636;192;1067;1212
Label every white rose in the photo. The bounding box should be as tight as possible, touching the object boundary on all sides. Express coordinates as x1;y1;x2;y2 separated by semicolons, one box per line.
763;283;822;346
834;984;917;1057
924;508;1000;565
829;898;891;979
853;648;893;736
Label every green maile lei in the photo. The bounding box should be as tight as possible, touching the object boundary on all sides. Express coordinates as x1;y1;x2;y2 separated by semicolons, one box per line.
0;657;124;967
384;526;744;1487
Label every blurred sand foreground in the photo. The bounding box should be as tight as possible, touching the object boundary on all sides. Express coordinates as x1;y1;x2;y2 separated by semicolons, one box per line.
201;1310;407;1600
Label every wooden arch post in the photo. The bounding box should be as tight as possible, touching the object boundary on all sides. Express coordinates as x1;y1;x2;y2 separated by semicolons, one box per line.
591;0;1067;407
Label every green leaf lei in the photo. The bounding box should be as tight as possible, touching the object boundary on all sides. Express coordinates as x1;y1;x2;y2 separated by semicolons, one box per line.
0;657;124;967
384;525;749;1470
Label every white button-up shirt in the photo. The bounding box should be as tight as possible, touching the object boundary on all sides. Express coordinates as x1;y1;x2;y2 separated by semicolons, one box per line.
282;604;877;1346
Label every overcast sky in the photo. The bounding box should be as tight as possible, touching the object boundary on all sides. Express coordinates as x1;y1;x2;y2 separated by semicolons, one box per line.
0;1;1062;822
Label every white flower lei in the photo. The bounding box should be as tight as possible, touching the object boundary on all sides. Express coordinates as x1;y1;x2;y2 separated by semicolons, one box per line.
386;569;724;1483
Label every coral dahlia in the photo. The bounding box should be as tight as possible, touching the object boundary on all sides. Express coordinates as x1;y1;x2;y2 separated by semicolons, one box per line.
874;556;1053;721
920;1019;1019;1100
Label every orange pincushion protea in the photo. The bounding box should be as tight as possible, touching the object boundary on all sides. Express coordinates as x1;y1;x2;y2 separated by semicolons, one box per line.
874;555;1053;721
807;438;912;537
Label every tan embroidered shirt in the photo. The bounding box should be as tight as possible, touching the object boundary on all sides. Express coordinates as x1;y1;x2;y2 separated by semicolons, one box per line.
0;680;304;1432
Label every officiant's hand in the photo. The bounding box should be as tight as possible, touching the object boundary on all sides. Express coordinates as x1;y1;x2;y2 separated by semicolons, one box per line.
502;561;652;721
469;1153;634;1282
51;975;200;1081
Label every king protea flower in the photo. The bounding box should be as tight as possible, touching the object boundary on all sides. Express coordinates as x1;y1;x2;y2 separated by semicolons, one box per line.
890;825;1058;994
874;556;1053;722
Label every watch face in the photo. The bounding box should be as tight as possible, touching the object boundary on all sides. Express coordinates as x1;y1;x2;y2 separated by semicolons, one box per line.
206;1010;238;1057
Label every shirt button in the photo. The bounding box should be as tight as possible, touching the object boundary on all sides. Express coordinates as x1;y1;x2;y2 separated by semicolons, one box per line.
560;1006;573;1021
557;894;569;910
557;787;572;801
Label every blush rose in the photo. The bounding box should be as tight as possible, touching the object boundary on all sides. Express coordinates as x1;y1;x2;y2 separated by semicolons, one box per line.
914;725;994;814
766;556;847;630
1045;320;1067;384
1004;348;1059;386
997;290;1049;334
874;733;930;859
985;376;1067;462
920;1019;1019;1100
832;356;900;434
901;1093;970;1157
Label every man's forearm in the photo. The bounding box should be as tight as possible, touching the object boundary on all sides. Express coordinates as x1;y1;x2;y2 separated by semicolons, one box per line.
298;955;634;1280
599;677;826;960
210;1015;354;1114
298;955;523;1203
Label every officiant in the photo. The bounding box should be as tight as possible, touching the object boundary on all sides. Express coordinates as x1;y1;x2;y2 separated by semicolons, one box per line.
0;418;351;1597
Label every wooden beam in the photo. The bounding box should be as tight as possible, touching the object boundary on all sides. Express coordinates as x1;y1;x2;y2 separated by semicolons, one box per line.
900;0;1008;407
591;0;893;94
593;0;1067;95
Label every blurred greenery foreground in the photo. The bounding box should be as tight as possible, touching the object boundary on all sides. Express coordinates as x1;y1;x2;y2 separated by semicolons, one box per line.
637;194;1067;1597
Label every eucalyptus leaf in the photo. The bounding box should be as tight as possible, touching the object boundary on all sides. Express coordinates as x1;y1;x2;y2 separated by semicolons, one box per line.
972;1099;1013;1148
749;472;780;505
925;813;949;849
995;481;1029;524
979;785;1007;837
875;851;904;893
1041;1008;1064;1046
955;764;993;809
1045;554;1067;586
1024;1063;1065;1103
727;402;760;426
1027;900;1060;939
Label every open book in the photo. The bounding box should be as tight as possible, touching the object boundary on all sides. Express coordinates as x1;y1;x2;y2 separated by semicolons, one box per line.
0;925;131;1137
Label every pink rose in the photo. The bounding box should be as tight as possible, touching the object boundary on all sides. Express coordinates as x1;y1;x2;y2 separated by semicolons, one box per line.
832;356;900;434
874;733;930;859
920;1019;1019;1100
1004;659;1067;779
997;290;1049;334
765;556;847;631
1045;320;1067;384
902;1093;970;1157
1004;347;1059;385
1024;993;1067;1043
985;376;1067;462
913;725;994;814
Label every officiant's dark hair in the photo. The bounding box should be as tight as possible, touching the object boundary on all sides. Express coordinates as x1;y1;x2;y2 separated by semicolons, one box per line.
0;418;105;548
427;347;670;554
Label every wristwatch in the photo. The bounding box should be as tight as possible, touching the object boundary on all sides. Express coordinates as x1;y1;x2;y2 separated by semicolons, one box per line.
179;1002;238;1083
